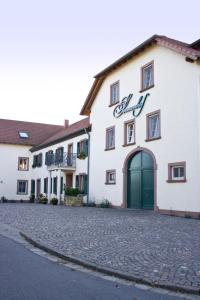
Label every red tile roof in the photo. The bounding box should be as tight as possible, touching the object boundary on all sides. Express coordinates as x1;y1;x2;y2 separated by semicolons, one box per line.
30;117;90;152
80;34;200;116
0;119;63;146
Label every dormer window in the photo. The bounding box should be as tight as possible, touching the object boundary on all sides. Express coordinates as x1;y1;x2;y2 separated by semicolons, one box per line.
19;132;29;139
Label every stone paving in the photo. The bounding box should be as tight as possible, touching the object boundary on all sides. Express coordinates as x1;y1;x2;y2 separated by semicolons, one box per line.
0;204;200;293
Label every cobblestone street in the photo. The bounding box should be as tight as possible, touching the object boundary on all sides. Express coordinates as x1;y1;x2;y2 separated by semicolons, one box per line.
0;204;200;293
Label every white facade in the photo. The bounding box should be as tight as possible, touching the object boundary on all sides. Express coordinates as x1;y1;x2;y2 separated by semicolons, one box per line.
87;45;200;215
0;133;89;203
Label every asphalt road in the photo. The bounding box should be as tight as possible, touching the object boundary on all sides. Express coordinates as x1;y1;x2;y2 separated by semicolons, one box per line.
0;235;196;300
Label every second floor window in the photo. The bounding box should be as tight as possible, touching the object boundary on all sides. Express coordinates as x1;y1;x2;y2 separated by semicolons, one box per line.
110;81;119;105
32;153;43;168
124;121;135;146
106;126;115;150
18;157;29;171
77;140;88;159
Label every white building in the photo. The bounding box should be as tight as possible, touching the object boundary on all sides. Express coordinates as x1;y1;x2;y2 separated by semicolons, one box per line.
80;35;200;218
0;118;90;203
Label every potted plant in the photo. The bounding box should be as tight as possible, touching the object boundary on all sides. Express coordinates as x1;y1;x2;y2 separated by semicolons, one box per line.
39;194;48;204
78;151;86;160
51;197;58;205
29;194;35;203
64;187;83;206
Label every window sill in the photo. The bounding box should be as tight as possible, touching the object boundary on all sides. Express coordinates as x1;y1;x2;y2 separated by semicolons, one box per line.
18;169;29;171
104;147;115;151
122;142;136;147
108;101;119;107
145;136;161;142
105;182;116;185
166;179;187;183
140;84;154;93
17;192;28;195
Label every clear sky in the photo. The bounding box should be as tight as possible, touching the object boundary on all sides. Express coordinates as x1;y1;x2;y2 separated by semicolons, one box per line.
0;0;199;125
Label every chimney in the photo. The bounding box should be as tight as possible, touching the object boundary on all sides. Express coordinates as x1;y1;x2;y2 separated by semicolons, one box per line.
64;119;69;128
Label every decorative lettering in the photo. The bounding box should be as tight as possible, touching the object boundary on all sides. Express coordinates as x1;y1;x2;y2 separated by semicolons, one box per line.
113;93;150;118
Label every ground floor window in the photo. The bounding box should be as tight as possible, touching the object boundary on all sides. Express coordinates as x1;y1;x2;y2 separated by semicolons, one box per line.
76;174;87;194
44;177;48;194
17;180;28;194
167;162;186;182
31;180;35;194
105;170;116;184
53;177;57;194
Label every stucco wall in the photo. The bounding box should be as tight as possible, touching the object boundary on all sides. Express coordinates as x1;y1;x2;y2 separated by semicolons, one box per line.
0;144;31;200
89;45;200;212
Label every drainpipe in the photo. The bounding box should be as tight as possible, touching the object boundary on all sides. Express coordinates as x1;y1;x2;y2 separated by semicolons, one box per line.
84;128;90;204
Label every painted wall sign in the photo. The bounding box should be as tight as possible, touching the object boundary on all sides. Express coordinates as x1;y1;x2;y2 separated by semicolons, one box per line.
113;93;150;118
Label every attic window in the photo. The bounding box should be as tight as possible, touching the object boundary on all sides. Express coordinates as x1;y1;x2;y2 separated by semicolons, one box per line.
19;132;29;139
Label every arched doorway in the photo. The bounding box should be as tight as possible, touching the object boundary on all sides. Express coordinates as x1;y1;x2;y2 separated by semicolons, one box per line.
127;150;155;209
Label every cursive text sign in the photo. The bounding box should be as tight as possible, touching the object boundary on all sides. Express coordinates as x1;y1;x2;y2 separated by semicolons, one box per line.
113;93;150;118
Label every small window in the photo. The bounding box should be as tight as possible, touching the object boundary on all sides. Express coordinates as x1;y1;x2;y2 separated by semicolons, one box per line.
105;170;116;184
19;132;29;139
141;61;154;91
105;126;115;150
18;157;29;171
124;120;135;146
146;110;161;141
110;81;119;106
17;180;28;194
168;162;186;182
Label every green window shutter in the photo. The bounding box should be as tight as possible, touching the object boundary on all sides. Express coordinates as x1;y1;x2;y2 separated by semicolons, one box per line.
84;140;88;157
75;175;79;188
83;175;88;194
60;177;63;194
31;180;35;194
53;177;57;194
45;152;48;165
50;178;52;193
77;142;80;158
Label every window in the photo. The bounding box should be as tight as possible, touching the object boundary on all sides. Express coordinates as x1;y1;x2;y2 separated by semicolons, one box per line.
168;162;186;183
44;178;48;194
19;131;29;139
141;61;154;91
124;120;135;146
45;150;53;166
17;180;28;194
146;110;161;141
77;140;88;158
55;147;64;163
105;126;115;150
110;81;119;106
105;170;116;184
31;180;35;194
76;174;88;194
18;157;29;171
32;153;43;168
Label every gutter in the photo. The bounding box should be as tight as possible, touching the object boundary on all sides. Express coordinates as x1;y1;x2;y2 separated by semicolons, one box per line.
84;128;90;204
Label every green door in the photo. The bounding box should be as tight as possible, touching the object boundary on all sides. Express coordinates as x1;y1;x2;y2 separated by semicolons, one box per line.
127;151;154;209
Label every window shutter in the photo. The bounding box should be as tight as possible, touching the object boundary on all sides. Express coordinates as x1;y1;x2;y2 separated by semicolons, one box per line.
31;180;35;194
50;178;52;193
55;149;59;163
60;177;63;194
75;175;79;188
53;177;57;194
84;140;88;157
45;152;48;165
60;147;64;163
77;142;80;158
83;175;88;194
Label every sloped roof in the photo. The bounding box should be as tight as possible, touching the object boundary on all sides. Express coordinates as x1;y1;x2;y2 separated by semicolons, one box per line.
80;34;200;116
0;118;63;146
30;117;90;152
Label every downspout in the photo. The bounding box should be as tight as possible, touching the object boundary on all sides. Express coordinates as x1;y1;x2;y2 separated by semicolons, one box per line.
84;128;90;204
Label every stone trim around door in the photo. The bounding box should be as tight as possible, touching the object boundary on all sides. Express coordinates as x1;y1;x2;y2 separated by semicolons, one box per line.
122;146;158;211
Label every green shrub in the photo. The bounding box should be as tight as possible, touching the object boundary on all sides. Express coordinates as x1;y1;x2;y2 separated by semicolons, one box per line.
39;196;48;204
99;199;112;208
51;198;58;205
65;187;80;196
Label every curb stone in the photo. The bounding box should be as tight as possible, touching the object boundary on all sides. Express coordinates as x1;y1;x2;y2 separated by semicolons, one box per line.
20;232;200;296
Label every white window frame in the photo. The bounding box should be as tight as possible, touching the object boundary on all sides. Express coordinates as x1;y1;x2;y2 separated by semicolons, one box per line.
110;81;119;105
106;170;116;184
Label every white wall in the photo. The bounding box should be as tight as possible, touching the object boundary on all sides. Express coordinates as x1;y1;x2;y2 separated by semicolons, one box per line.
30;133;88;198
89;45;200;212
0;144;31;200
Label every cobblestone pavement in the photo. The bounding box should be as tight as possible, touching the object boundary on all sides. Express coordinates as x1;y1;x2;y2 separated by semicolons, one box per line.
0;204;200;293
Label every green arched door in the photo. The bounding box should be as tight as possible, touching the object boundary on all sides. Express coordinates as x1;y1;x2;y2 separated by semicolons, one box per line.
127;151;154;209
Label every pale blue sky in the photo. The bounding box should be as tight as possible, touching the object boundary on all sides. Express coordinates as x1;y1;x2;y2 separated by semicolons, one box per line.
0;0;199;125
